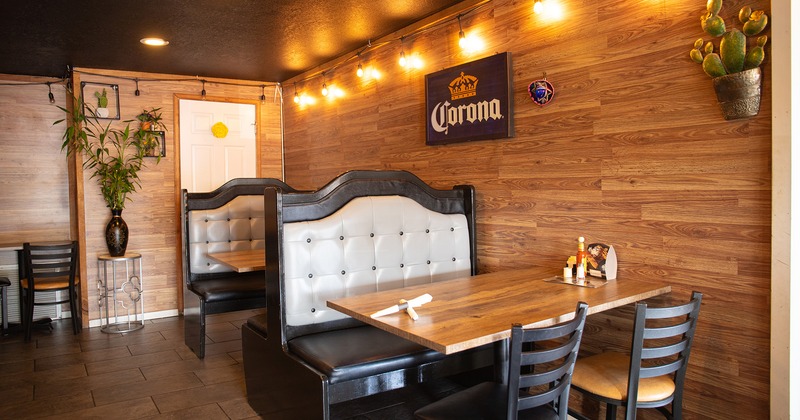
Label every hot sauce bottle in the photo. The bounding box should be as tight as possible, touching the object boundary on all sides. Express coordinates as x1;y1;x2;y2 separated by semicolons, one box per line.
576;236;587;280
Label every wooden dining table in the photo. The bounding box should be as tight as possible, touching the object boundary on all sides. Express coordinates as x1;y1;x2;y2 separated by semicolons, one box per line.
327;267;671;355
206;249;265;272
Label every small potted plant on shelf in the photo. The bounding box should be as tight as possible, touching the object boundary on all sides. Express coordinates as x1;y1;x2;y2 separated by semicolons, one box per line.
135;107;167;157
95;88;109;117
689;0;769;120
57;93;160;256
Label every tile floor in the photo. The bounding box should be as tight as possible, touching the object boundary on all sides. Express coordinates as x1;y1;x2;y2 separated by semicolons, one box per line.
0;310;465;419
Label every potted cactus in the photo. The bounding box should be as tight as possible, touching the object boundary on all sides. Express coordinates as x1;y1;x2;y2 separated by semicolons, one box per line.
690;0;768;120
95;88;110;118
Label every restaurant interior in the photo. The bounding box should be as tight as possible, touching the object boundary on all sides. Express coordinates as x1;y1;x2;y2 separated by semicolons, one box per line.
0;0;796;418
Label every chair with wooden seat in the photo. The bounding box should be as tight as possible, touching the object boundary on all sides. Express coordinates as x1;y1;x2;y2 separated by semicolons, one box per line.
21;241;81;341
414;302;589;420
569;291;702;420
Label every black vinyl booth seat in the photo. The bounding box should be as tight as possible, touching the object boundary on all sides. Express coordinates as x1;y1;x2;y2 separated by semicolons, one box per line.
242;170;493;419
181;178;296;358
186;272;265;303
288;326;447;384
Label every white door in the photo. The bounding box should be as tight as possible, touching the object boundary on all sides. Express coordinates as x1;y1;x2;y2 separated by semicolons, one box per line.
179;100;257;192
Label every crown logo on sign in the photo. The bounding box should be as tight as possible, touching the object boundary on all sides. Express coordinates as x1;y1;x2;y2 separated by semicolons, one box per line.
448;72;478;100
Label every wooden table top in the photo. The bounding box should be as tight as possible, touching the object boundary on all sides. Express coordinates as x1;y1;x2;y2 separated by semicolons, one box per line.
206;249;265;273
327;267;671;355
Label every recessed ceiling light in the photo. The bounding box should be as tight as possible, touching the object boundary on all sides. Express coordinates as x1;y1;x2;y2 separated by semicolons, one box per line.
140;38;169;46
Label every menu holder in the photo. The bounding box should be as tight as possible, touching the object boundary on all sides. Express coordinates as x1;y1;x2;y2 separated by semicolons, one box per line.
545;275;607;288
587;243;617;280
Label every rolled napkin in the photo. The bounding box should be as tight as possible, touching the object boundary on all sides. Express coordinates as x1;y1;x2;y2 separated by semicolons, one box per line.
371;293;433;320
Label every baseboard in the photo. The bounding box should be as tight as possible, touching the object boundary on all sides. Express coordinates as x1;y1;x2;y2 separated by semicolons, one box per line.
82;308;180;328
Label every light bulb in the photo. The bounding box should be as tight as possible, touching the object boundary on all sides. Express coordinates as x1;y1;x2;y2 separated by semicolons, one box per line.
357;63;364;78
321;83;328;97
399;51;407;67
533;0;543;13
459;30;467;49
294;92;300;104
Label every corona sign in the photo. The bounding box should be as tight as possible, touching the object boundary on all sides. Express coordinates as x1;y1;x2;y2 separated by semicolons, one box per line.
425;53;513;145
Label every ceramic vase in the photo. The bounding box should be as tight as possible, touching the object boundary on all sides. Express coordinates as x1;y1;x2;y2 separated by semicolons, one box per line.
105;209;128;256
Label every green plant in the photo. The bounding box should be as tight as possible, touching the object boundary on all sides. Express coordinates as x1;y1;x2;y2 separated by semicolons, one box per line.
95;88;109;108
690;0;768;78
135;107;167;156
56;95;157;210
136;107;165;130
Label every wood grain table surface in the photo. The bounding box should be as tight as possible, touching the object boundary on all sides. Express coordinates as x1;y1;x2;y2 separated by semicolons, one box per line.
206;249;265;273
328;267;671;355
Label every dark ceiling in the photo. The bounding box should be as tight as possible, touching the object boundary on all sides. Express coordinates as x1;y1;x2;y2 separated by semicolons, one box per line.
1;0;463;83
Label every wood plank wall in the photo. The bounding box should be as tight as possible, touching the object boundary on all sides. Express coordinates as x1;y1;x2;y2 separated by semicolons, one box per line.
282;0;772;418
0;69;283;324
0;75;71;244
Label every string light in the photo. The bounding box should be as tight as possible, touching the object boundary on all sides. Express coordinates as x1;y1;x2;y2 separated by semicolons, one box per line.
284;2;492;101
260;85;266;102
201;80;206;98
533;0;564;20
47;82;55;104
457;15;467;49
399;37;407;67
293;83;300;104
134;79;141;96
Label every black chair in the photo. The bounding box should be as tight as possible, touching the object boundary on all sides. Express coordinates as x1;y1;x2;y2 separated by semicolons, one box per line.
0;276;10;334
569;291;703;420
21;241;81;341
414;302;589;420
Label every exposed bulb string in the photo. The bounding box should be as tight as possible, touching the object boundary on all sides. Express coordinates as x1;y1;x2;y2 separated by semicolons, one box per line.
47;82;55;103
287;0;491;88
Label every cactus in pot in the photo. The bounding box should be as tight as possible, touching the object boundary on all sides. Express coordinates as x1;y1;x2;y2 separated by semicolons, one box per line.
690;0;768;120
691;0;768;78
95;88;110;117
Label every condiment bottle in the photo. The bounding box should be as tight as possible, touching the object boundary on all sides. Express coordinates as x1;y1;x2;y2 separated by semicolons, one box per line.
576;237;587;280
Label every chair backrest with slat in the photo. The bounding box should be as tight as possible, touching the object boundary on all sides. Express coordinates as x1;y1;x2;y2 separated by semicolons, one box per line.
626;291;703;416
23;241;78;289
507;301;589;418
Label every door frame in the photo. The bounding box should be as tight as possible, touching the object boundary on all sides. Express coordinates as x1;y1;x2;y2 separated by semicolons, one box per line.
172;94;263;312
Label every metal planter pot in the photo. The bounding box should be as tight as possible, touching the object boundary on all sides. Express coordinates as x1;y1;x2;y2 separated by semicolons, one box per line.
712;67;762;120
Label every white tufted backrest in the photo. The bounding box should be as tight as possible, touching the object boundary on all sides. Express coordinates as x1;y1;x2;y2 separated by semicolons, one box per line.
188;195;265;274
282;195;471;327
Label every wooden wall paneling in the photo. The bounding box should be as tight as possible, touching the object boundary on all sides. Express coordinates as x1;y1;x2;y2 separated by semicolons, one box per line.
281;0;773;417
0;68;285;325
0;76;72;245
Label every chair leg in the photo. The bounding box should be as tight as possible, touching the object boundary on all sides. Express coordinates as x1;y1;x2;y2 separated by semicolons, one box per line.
24;287;34;342
69;285;81;334
606;403;617;420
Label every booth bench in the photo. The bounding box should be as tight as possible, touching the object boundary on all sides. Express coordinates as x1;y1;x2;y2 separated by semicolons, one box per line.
181;178;296;358
241;170;493;418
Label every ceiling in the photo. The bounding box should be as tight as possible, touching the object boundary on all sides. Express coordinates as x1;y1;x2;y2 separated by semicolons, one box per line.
0;0;463;83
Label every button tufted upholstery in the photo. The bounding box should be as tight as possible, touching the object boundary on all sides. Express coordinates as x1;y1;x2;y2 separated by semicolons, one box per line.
283;195;471;328
242;170;492;419
188;195;265;275
181;178;296;359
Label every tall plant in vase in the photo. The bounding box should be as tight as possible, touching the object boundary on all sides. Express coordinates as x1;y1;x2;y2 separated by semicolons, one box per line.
57;95;159;256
